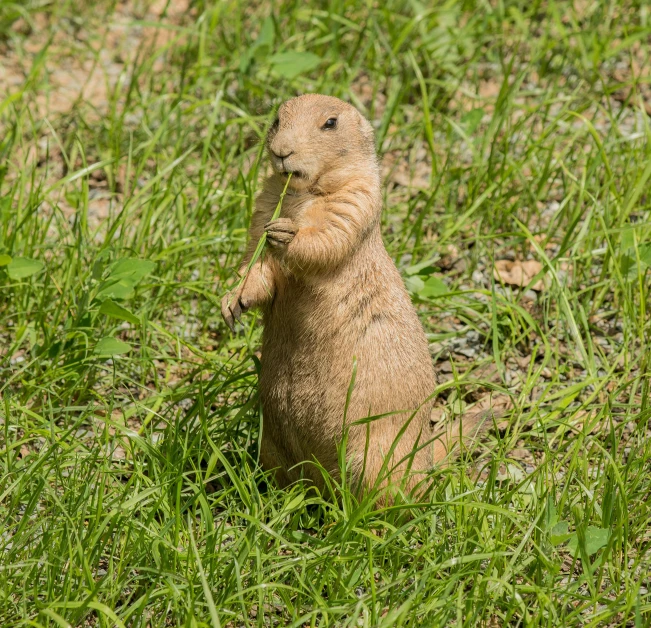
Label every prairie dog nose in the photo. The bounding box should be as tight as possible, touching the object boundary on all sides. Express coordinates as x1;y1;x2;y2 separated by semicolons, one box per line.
271;149;294;160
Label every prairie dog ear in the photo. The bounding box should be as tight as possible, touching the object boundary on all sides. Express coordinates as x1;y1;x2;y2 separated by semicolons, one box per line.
357;111;376;152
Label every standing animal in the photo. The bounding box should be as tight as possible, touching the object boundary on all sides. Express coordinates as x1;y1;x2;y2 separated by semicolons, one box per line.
222;94;486;497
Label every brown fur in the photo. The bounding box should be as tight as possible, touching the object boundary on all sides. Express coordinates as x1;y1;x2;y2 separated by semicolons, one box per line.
222;94;487;497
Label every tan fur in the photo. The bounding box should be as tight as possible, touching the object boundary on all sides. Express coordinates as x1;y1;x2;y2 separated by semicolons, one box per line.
222;94;487;497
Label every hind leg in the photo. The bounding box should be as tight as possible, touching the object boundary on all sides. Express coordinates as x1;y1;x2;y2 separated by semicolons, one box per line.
259;432;293;488
350;428;436;504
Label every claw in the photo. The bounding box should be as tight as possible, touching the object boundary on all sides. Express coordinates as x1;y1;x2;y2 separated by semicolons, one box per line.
221;291;251;332
264;218;297;248
223;310;235;332
221;293;237;332
231;298;242;323
267;233;294;246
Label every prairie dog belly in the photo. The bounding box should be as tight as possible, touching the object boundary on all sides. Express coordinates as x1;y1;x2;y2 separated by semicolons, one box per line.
259;281;353;465
259;259;436;476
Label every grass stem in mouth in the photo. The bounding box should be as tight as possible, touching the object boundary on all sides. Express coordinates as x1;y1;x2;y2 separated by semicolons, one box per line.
228;172;293;308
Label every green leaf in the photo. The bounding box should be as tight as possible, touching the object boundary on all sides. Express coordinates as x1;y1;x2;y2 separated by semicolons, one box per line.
0;254;11;266
91;258;105;280
239;50;253;74
420;276;448;297
567;526;609;558
619;242;651;281
461;108;485;134
99;299;140;325
638;243;651;267
94;337;132;357
269;51;322;79
96;258;155;300
544;497;559;529
405;275;425;294
108;258;156;282
96;279;136;300
405;275;448;298
404;258;438;276
253;16;275;60
620;252;637;279
621;227;635;251
550;521;572;546
7;257;45;279
240;16;275;73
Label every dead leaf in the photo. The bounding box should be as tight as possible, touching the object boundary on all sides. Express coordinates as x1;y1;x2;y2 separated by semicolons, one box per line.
111;445;126;461
510;447;533;462
436;360;454;374
430;406;447;426
148;0;191;17
351;74;387;118
479;79;501;100
472;361;501;383
472;393;512;413
611;62;651;116
381;151;431;191
494;259;545;291
469;393;513;430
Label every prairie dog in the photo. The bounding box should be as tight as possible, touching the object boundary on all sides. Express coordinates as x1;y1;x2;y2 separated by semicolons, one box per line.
222;94;484;495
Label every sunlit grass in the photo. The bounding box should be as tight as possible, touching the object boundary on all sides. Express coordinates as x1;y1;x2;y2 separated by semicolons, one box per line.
1;0;650;625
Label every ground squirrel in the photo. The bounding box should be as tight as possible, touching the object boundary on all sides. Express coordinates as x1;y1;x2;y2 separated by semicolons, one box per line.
222;94;486;497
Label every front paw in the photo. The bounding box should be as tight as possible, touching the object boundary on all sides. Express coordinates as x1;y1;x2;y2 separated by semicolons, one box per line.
264;217;297;252
221;290;249;332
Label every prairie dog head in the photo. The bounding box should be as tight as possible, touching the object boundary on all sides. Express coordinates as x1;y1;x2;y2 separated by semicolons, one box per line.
266;94;377;193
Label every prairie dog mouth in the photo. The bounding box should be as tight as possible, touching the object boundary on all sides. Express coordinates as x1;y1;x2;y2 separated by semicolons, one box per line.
280;169;305;179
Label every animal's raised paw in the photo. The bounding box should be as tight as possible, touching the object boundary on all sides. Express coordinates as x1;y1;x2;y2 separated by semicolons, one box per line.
221;291;248;332
264;218;297;250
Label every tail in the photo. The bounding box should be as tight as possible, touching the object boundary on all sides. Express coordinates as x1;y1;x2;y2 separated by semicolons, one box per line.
361;409;500;505
431;409;497;466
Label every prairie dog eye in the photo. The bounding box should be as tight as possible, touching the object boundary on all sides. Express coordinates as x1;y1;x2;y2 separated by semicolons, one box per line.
271;116;279;129
322;117;337;130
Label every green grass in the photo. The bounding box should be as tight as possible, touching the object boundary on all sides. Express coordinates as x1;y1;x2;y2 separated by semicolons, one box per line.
1;0;650;625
